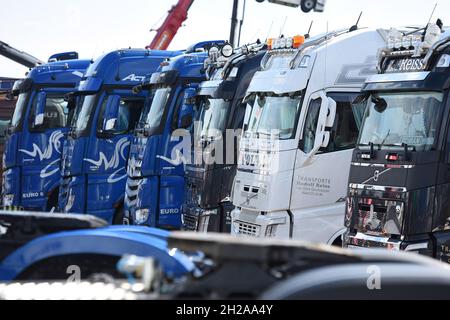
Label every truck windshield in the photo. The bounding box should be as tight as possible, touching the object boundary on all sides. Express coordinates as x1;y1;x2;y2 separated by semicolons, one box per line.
245;93;302;140
29;94;70;130
197;97;230;139
72;94;97;135
359;92;443;151
143;87;171;130
10;92;29;130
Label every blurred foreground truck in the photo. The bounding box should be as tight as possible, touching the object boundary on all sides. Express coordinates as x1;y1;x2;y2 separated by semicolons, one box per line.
2;55;90;210
344;23;450;261
2;211;450;300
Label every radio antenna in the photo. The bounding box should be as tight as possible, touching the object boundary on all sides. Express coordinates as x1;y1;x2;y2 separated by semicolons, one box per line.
279;16;288;37
427;3;438;26
422;3;438;40
305;21;314;39
349;12;363;32
323;21;329;88
265;20;274;42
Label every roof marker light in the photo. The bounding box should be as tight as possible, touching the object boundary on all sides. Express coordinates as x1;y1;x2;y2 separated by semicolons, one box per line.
267;35;305;50
292;35;305;48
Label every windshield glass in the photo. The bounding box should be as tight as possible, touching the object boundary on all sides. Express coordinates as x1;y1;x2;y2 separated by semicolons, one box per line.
11;92;29;129
245;93;302;139
73;94;97;134
359;92;443;151
197;97;230;139
143;87;171;129
29;94;70;130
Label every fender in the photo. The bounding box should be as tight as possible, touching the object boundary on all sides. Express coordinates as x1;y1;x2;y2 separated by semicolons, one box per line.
102;225;171;239
328;227;347;246
0;227;194;281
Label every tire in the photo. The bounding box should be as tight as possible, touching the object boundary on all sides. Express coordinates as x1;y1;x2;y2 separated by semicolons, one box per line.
113;206;125;225
301;0;316;12
46;188;59;212
332;236;343;248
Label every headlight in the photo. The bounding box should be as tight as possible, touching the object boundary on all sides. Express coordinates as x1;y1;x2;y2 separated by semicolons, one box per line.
134;208;150;225
3;194;14;206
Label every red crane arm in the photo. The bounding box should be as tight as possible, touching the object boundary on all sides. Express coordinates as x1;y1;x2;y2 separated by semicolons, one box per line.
147;0;195;50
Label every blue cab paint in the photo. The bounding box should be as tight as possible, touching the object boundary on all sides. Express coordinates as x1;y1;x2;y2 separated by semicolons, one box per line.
57;49;181;223
124;43;225;229
2;59;90;210
0;226;194;281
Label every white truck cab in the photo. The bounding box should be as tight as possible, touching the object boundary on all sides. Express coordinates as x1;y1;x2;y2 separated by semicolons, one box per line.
231;28;389;244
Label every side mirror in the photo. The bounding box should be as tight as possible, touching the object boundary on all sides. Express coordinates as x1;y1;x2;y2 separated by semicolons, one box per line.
373;96;387;113
178;88;197;129
304;93;337;165
314;94;336;149
102;95;121;132
34;91;47;127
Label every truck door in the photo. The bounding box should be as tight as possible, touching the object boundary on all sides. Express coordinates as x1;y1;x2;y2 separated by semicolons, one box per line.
22;91;70;169
84;92;145;184
291;91;365;242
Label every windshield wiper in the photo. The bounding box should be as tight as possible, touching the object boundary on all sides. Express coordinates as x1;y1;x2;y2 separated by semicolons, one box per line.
380;130;391;147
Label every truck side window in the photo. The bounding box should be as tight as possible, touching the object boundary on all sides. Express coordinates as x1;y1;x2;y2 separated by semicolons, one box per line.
323;92;365;153
29;95;69;130
300;97;321;153
97;97;144;135
171;92;187;131
232;102;247;130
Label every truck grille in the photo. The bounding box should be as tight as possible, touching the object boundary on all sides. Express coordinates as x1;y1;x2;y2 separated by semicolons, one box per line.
58;177;71;206
346;233;401;251
125;179;140;208
234;221;261;237
351;198;404;236
182;213;199;231
127;157;143;178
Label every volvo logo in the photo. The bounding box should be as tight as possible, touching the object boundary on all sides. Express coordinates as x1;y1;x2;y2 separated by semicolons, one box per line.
373;170;380;182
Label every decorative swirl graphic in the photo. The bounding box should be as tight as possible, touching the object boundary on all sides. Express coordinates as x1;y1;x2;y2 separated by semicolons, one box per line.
84;138;130;171
19;131;64;161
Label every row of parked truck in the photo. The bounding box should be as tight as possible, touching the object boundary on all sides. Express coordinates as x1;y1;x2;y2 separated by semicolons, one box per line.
2;20;450;273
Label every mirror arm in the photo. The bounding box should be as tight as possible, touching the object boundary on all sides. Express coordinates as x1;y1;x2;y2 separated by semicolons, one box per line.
303;144;322;167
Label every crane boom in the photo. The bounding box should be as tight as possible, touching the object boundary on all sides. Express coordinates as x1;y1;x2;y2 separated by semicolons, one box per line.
0;41;44;68
147;0;195;50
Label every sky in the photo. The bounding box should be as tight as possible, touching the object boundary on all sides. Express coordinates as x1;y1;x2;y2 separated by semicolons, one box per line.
1;0;449;78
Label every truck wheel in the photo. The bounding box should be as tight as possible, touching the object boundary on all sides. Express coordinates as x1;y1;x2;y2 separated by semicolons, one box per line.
113;206;125;225
332;236;343;248
301;0;316;12
46;189;59;212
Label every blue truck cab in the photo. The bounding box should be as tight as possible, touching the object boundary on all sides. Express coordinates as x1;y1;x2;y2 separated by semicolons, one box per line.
124;46;225;229
58;49;180;224
2;57;90;210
